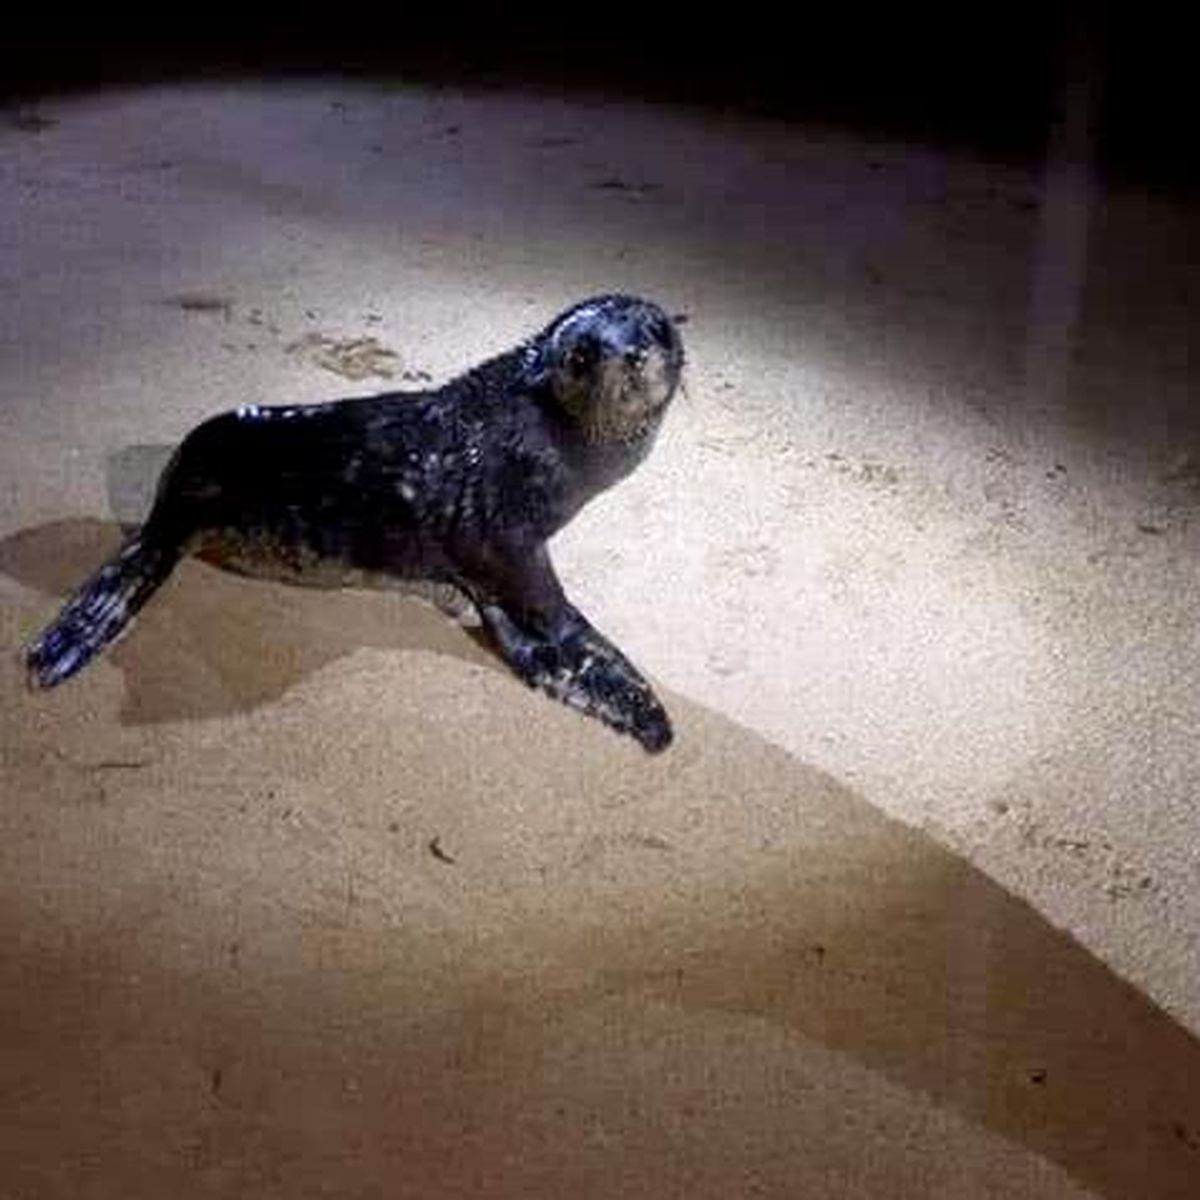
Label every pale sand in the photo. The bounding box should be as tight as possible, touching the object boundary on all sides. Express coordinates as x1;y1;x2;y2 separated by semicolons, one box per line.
1;83;1198;1198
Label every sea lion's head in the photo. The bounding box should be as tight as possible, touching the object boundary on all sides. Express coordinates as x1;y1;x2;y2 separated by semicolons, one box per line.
530;295;685;444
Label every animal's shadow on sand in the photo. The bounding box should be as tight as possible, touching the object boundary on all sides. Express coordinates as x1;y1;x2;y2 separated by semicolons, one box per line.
0;444;501;724
2;679;1200;1197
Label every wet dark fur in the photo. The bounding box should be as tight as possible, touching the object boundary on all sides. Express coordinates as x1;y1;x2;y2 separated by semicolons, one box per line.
26;294;685;751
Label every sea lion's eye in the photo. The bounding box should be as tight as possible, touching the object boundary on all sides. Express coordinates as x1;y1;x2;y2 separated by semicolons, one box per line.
568;335;600;376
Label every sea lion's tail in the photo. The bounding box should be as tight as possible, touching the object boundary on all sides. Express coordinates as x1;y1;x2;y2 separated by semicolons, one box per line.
26;532;180;688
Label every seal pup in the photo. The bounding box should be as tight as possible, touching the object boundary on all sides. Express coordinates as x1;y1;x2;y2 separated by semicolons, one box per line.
26;294;685;752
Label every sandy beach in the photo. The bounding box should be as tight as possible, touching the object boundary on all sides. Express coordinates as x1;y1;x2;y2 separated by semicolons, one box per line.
2;80;1198;1197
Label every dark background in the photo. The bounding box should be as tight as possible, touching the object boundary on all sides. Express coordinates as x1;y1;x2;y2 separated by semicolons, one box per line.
0;9;1192;191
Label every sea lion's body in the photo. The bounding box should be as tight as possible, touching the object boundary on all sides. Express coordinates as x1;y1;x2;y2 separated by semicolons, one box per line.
26;295;684;751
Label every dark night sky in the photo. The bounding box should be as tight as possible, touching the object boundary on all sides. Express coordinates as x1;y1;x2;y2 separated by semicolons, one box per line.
1;10;1192;191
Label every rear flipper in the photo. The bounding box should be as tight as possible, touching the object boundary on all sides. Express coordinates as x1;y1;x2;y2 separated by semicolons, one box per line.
481;602;673;753
26;531;181;689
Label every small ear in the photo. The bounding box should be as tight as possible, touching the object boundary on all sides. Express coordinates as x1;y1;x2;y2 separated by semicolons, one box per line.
521;342;554;390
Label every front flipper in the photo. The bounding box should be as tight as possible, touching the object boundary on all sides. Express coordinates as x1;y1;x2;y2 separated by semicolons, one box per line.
454;540;672;752
481;602;673;753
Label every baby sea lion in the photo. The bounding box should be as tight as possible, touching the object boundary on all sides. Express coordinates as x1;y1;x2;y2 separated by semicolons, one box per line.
26;294;685;752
